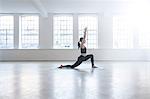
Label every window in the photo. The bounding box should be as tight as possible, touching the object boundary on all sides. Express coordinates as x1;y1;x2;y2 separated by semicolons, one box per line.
53;15;73;49
78;15;98;49
0;16;14;49
138;16;150;49
113;16;133;49
19;15;39;49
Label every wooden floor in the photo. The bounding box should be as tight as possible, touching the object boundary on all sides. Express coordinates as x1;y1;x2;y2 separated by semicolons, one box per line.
0;61;150;99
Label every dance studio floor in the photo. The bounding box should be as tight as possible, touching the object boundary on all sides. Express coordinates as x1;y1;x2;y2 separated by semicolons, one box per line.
0;61;150;99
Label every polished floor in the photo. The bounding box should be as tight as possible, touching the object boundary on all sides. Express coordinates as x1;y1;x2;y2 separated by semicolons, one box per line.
0;61;150;99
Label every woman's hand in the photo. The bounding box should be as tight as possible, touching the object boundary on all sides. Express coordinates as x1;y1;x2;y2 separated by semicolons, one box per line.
84;27;88;32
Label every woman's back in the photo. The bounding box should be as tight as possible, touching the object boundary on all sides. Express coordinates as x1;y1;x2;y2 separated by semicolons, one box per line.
81;47;86;54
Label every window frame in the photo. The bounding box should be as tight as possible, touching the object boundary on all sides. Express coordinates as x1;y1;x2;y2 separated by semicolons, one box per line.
53;13;74;49
0;14;14;49
19;14;40;49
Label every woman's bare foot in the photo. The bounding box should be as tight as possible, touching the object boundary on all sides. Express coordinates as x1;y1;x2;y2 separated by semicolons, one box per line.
92;66;98;68
58;65;63;69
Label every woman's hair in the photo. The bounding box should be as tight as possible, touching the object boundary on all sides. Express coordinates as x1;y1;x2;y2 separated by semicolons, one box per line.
78;42;80;49
80;37;83;42
78;37;83;49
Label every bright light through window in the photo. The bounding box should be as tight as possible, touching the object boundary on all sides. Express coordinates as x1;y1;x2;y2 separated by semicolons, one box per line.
113;15;150;49
53;15;73;49
138;16;150;49
113;16;133;49
19;15;39;49
78;15;98;49
0;16;14;49
121;0;150;49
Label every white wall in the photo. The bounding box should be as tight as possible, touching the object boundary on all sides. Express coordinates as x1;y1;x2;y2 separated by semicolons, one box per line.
0;14;150;61
0;49;150;61
0;0;150;61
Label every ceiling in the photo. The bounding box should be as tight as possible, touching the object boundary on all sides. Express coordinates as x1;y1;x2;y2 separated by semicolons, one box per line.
0;0;150;16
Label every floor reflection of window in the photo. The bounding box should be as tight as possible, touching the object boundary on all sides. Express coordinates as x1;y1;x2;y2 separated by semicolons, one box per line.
112;63;135;99
20;65;40;99
0;65;14;98
53;71;75;99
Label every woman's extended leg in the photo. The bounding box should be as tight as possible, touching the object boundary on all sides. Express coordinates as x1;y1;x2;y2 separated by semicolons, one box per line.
58;65;73;68
58;55;84;69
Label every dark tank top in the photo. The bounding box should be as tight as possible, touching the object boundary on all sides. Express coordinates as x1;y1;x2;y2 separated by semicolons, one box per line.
81;47;86;54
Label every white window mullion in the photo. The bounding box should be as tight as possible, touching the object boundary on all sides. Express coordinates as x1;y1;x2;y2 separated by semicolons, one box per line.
73;14;78;49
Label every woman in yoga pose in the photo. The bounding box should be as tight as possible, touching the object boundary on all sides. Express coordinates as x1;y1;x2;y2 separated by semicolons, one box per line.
58;27;97;69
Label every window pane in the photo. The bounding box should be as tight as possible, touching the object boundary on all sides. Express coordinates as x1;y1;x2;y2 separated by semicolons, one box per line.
0;16;14;49
138;16;150;49
53;15;73;49
19;15;39;49
113;16;133;49
78;15;98;49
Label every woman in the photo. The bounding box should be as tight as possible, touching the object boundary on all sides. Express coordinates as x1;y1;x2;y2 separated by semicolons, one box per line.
58;27;97;69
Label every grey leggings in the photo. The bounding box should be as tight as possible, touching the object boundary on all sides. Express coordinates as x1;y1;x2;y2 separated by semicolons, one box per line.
61;54;94;68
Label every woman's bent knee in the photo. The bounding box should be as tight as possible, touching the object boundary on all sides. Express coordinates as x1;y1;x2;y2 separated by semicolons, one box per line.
88;54;93;58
